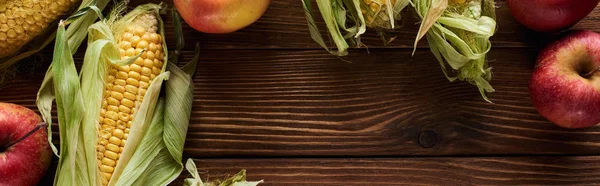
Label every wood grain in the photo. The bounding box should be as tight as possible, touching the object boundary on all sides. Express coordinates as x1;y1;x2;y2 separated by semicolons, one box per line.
38;156;600;185
4;48;600;158
136;0;600;50
3;0;600;185
170;157;600;186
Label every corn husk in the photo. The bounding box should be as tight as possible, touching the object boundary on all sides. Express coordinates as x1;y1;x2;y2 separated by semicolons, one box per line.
184;159;264;186
412;0;497;102
0;0;110;87
302;0;409;56
36;3;199;186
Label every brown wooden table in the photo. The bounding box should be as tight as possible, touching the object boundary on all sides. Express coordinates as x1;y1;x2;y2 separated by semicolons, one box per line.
3;0;600;185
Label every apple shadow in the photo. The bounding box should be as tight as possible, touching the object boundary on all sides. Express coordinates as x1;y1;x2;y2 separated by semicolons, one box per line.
36;159;56;186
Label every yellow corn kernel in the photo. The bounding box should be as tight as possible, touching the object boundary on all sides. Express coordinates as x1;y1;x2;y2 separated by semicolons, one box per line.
107;105;118;112
120;40;132;49
104;119;116;127
105;111;118;120
119;113;129;121
143;58;154;67
112;85;125;93
102;158;116;167
101;165;114;173
131;35;140;47
139;76;150;84
119;105;131;113
112;129;124;139
128;71;141;80
132;62;143;70
108;137;121;145
99;138;108;146
123;85;139;95
121;98;135;108
106;144;119;152
118;65;130;73
111;92;124;100
104;151;118;160
114;79;126;86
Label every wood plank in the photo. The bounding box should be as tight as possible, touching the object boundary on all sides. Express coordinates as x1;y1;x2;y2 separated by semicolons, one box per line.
39;156;600;185
3;48;600;157
168;156;600;185
131;0;600;50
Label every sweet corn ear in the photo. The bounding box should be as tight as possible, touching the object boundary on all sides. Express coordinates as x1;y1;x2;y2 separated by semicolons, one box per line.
0;0;79;58
96;12;163;186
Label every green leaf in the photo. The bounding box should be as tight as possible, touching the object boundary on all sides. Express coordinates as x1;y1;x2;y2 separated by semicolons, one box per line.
184;159;205;186
302;0;343;56
49;22;92;186
348;0;366;37
35;63;57;155
437;15;496;36
67;0;111;54
183;159;264;186
412;0;497;102
413;0;448;55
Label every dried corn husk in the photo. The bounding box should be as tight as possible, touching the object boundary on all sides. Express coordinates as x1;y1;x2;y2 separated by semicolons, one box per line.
412;0;497;102
302;0;409;56
36;3;198;186
184;159;264;186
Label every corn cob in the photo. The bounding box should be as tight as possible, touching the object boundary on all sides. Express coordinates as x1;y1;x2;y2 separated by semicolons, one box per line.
96;12;163;185
0;0;79;58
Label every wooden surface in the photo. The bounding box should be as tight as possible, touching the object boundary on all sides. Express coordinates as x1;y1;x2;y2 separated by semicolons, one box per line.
1;0;600;185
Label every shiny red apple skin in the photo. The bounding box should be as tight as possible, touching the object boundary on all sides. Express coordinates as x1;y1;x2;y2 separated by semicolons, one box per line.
174;0;271;34
0;103;52;186
507;0;600;32
530;30;600;128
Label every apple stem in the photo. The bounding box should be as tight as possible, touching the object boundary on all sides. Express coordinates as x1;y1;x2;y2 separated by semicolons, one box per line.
3;122;48;149
583;66;600;78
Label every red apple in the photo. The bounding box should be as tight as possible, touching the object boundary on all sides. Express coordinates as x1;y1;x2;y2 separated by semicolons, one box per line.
507;0;600;32
174;0;271;34
530;30;600;128
0;102;52;186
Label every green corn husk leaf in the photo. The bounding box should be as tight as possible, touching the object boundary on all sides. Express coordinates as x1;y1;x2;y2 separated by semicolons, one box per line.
37;22;90;186
184;159;264;186
302;0;350;56
412;0;497;102
36;0;112;156
302;0;409;56
0;0;111;88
